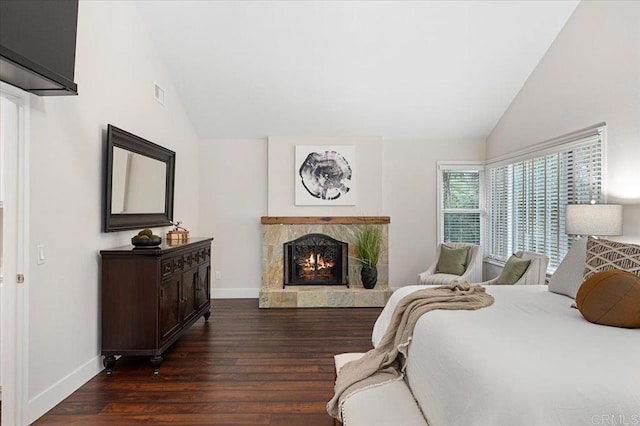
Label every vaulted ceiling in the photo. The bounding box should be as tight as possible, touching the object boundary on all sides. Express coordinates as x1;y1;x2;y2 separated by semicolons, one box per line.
135;0;579;140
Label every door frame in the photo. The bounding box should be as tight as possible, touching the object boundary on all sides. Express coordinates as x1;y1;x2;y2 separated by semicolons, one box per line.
1;81;30;426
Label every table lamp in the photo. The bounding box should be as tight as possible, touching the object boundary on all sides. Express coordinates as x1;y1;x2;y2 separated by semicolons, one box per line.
565;203;623;237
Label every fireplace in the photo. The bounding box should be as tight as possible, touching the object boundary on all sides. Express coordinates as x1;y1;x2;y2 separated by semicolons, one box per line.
261;217;391;308
283;233;349;287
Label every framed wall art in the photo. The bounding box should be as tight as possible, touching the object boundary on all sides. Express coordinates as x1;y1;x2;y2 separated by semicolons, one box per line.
295;145;356;206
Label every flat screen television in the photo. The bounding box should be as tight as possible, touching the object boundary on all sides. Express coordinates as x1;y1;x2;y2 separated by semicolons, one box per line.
0;0;79;95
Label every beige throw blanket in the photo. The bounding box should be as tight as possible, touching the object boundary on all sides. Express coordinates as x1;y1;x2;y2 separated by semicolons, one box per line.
327;283;494;420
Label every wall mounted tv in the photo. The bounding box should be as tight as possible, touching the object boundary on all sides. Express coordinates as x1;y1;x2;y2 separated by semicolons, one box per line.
0;0;79;96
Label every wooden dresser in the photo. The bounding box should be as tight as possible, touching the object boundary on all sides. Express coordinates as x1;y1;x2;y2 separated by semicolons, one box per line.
100;237;213;373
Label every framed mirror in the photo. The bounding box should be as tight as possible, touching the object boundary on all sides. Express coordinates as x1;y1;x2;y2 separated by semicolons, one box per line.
103;124;175;232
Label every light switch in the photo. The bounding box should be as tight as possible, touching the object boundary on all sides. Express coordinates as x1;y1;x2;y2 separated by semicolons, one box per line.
37;244;45;265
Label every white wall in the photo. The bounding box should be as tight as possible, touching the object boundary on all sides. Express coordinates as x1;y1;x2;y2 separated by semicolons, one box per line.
26;0;200;422
487;0;640;242
199;137;485;295
267;137;383;216
199;139;267;298
382;139;486;287
0;204;2;400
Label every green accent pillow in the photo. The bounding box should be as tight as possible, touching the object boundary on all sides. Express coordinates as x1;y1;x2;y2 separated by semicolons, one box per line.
497;253;531;284
436;245;470;276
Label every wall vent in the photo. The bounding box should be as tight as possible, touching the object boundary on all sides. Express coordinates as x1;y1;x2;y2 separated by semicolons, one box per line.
154;83;165;105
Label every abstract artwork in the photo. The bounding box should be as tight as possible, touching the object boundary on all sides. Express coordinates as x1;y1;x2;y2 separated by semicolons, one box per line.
295;145;356;205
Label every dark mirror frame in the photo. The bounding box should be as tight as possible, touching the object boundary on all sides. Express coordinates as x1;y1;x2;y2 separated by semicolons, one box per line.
103;124;175;232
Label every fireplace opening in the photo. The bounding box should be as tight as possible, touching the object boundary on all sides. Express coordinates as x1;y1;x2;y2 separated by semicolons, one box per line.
283;233;349;287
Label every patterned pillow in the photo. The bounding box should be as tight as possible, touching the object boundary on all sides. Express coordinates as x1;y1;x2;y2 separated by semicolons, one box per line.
584;237;640;280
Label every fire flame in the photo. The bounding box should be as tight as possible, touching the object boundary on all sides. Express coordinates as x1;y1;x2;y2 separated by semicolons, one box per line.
302;252;335;271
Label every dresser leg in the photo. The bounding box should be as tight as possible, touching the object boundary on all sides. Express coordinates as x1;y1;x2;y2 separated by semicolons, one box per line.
103;355;117;374
204;310;211;321
150;355;163;374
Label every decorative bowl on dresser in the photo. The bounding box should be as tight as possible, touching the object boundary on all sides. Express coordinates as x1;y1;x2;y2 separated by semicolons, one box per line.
100;237;213;374
131;236;162;247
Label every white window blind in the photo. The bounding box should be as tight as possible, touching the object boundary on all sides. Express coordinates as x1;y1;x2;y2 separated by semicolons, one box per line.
440;166;483;245
486;129;604;272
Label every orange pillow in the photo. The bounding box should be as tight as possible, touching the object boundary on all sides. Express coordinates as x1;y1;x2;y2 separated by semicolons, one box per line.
576;269;640;329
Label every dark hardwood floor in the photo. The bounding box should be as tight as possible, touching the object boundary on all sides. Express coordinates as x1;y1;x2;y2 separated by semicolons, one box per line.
35;299;382;425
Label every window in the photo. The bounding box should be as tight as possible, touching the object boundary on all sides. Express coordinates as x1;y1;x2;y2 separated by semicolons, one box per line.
486;126;604;272
438;163;484;245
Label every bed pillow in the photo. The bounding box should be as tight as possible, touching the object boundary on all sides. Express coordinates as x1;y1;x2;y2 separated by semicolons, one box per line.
436;245;470;276
584;237;640;280
575;269;640;328
496;253;531;284
548;238;588;299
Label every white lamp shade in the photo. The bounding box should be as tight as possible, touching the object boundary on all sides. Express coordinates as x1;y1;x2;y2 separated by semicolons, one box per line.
565;204;623;236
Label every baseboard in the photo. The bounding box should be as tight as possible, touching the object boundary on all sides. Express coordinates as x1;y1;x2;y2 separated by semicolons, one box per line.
212;287;260;299
28;355;103;424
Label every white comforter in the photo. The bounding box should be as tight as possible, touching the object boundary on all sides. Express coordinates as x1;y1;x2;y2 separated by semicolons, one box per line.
372;285;640;426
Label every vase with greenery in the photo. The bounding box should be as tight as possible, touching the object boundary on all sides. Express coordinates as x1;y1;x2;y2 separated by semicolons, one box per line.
355;224;382;289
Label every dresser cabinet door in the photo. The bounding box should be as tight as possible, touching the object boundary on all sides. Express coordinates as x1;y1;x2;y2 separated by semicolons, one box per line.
181;267;198;323
160;276;181;343
196;262;210;311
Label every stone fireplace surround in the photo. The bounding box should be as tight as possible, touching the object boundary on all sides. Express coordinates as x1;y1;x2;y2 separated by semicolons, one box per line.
260;216;392;308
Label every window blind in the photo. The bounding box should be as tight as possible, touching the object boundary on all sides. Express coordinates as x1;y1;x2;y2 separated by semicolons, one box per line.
486;130;603;272
442;169;481;244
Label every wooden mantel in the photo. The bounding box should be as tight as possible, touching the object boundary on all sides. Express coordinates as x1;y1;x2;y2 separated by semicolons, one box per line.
261;216;390;225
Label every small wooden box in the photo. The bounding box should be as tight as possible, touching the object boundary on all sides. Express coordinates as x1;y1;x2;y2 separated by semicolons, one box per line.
167;230;189;244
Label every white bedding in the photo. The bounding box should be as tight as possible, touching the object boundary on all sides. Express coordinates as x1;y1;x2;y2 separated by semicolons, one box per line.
372;285;640;426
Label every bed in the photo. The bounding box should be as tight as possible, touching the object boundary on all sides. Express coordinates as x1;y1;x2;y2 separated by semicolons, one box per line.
371;284;640;426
